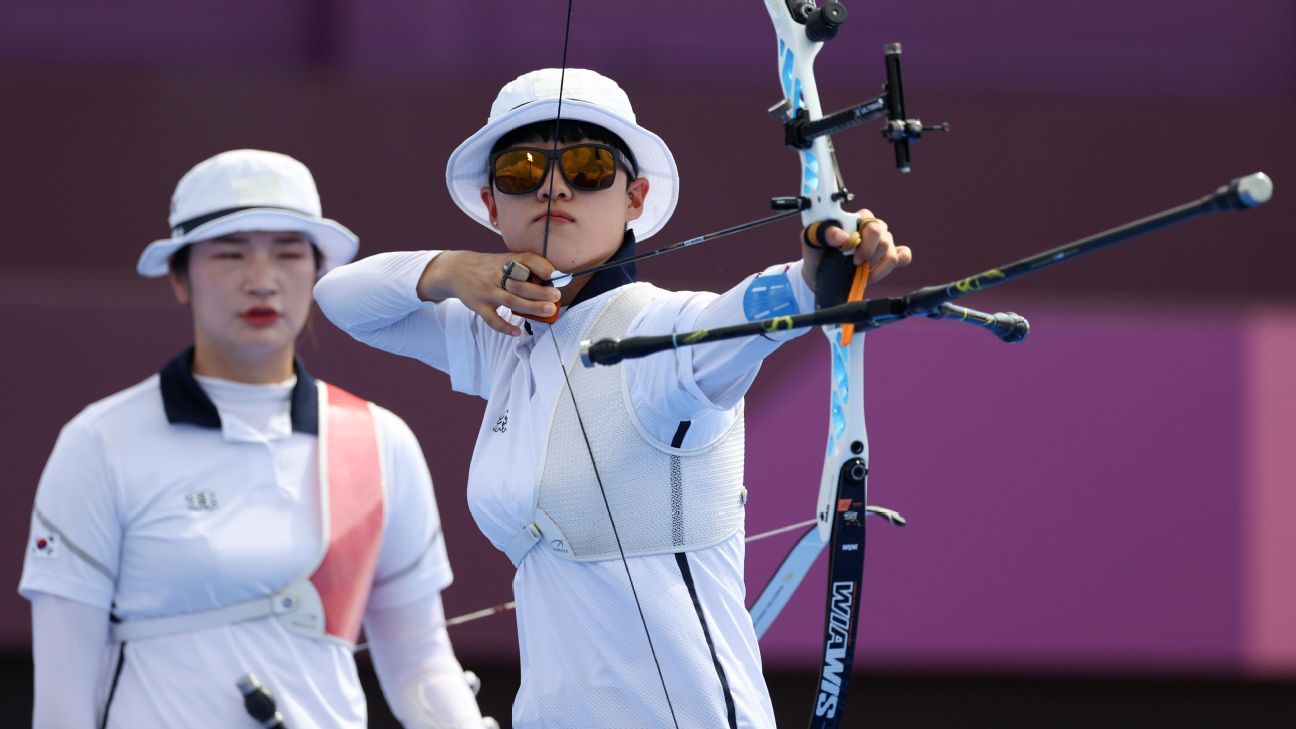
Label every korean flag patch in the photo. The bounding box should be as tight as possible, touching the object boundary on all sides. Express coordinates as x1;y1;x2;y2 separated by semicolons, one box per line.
31;533;59;559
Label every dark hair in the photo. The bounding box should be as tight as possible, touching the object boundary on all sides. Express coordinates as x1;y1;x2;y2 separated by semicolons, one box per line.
168;244;192;277
168;239;324;278
489;120;639;178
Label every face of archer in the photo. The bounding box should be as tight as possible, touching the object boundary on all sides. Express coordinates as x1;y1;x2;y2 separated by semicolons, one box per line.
479;136;649;273
169;231;317;365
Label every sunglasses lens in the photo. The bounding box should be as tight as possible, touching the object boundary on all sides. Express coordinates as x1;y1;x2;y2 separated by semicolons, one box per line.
493;149;547;194
493;145;619;194
561;146;617;191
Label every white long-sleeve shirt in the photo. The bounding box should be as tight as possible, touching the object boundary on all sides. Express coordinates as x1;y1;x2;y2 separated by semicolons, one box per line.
315;251;817;729
20;363;479;728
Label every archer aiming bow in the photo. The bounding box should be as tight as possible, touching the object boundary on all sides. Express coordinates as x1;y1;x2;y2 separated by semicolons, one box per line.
525;1;962;727
498;1;1273;727
570;5;1273;729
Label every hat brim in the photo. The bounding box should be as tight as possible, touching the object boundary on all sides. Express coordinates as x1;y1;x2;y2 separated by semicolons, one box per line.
137;209;359;278
446;97;679;242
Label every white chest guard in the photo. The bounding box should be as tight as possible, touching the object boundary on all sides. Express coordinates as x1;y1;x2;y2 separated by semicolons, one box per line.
505;283;747;565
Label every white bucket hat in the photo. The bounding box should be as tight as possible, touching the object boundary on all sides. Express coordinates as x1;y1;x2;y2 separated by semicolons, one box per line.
137;149;359;277
446;68;679;242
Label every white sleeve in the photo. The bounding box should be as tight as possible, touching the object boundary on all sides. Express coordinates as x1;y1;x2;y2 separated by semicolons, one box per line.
368;408;454;611
19;418;120;610
31;593;112;729
627;260;818;422
365;594;487;729
313;250;495;398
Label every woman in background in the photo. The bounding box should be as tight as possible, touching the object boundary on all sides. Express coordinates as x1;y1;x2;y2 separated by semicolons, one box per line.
20;149;493;728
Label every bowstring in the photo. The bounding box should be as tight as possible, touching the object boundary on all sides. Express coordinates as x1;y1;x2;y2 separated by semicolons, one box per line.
540;1;680;726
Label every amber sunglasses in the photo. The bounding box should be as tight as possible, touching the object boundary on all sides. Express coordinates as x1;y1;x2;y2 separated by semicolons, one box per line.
489;143;636;195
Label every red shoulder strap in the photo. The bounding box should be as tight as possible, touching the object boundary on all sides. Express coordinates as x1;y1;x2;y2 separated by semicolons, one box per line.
311;383;385;643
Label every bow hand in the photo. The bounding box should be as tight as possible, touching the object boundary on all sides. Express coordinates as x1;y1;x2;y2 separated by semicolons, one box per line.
799;209;913;297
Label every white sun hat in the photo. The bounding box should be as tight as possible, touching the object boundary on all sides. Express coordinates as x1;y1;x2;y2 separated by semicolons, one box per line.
136;149;359;277
446;68;679;242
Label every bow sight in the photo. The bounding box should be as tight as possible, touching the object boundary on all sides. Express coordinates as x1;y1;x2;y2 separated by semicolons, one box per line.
535;3;950;299
770;8;948;197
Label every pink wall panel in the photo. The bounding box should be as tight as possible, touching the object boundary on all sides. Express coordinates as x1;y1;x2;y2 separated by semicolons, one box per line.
1242;309;1296;676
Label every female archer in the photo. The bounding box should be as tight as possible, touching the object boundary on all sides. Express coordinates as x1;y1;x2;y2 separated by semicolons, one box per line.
315;68;910;728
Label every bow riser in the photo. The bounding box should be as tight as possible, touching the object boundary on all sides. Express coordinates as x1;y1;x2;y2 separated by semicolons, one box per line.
819;338;868;537
769;4;874;728
767;0;860;235
768;0;871;556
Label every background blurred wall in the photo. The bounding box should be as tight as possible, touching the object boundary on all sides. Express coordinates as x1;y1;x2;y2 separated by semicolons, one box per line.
1;0;1293;680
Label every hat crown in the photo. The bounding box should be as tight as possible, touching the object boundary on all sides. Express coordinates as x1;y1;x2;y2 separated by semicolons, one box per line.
168;149;322;230
445;68;679;243
489;68;637;125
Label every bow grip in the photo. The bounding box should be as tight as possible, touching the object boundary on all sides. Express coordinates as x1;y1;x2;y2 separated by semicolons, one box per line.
805;218;861;309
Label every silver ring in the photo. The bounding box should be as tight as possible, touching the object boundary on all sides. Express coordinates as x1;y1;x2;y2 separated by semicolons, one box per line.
501;260;530;289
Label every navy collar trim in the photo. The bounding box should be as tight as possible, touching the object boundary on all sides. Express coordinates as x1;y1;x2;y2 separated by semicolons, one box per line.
568;229;638;310
158;347;319;434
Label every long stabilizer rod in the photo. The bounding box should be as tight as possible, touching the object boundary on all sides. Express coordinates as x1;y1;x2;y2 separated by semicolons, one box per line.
580;172;1272;366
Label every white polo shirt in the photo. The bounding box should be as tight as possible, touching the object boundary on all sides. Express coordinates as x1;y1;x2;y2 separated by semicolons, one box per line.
315;249;817;729
19;351;453;728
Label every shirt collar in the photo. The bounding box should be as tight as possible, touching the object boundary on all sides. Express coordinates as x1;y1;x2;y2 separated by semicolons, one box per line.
158;346;319;434
568;228;638;310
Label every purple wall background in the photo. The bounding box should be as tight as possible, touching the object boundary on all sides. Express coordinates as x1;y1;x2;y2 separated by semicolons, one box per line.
1;0;1293;676
749;306;1248;673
